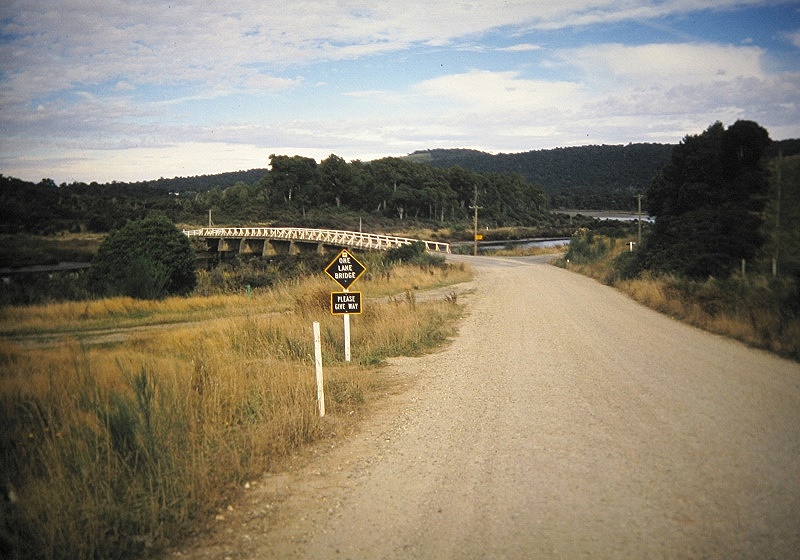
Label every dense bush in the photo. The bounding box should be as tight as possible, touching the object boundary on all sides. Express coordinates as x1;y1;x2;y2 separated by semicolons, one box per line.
565;229;613;265
385;241;445;267
642;120;771;278
87;216;196;299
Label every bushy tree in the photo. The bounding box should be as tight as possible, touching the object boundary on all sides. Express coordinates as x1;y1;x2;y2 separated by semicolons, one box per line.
641;120;771;278
87;216;196;298
265;154;320;207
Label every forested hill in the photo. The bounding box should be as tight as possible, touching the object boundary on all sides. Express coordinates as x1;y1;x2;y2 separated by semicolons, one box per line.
405;144;674;210
114;168;270;193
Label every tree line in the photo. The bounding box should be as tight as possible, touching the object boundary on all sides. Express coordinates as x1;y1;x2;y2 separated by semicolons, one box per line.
410;139;800;211
616;120;800;279
2;119;799;306
0;156;547;234
408;143;674;210
260;154;545;225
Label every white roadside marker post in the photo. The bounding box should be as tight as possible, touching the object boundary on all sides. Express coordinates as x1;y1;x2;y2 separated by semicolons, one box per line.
343;290;351;363
313;321;325;417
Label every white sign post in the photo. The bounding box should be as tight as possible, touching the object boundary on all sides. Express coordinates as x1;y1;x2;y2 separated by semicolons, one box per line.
343;306;351;363
313;321;325;417
324;250;366;362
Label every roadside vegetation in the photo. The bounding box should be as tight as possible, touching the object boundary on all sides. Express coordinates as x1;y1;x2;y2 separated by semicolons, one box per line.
560;121;800;360
484;243;568;258
562;229;799;359
0;249;471;560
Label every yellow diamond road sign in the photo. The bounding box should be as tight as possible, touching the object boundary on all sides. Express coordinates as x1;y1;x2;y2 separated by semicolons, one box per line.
325;249;366;289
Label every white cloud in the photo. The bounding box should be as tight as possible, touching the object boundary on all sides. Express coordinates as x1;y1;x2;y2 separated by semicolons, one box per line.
559;43;767;87
239;73;304;93
414;70;583;113
3;142;271;184
1;1;799;182
4;1;765;103
499;43;543;52
784;29;800;49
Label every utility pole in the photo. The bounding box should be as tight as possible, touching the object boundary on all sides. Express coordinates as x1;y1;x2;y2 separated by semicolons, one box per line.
469;185;482;256
635;194;643;247
774;150;782;276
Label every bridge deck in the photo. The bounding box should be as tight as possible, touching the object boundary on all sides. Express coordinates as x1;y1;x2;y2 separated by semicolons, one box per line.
183;227;450;254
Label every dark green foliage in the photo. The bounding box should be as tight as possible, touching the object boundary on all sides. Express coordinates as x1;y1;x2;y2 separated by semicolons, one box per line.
0;269;92;306
264;154;321;207
87;216;196;298
3;140;798;236
565;229;611;264
386;241;430;263
0;171;267;234
613;250;642;280
640;120;772;278
196;253;331;295
408;143;674;210
763;155;800;278
385;241;446;267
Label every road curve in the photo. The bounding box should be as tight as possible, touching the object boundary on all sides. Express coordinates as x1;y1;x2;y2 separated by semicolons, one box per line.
174;256;800;559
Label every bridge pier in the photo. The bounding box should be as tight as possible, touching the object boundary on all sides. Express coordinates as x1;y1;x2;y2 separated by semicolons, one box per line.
217;238;236;252
262;240;277;256
264;240;296;255
239;238;263;255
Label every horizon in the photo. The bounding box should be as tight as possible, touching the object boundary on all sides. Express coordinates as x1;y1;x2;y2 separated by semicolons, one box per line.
4;136;797;186
2;1;799;184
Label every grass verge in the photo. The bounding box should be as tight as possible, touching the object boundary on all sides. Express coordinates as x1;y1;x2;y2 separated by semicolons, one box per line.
560;233;800;360
0;261;471;559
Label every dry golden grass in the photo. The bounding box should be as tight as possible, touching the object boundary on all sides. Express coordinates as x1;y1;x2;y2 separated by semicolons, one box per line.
615;271;797;353
0;262;470;559
0;262;470;338
489;244;568;257
563;234;800;360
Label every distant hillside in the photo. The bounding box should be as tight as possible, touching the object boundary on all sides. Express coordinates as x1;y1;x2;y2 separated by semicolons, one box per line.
0;169;269;234
4;138;796;235
406;144;673;210
122;168;269;193
406;139;800;210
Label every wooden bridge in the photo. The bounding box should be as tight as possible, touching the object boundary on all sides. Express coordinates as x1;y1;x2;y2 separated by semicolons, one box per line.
182;227;450;256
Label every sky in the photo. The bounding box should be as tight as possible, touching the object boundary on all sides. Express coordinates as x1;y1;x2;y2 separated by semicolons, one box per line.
1;1;799;184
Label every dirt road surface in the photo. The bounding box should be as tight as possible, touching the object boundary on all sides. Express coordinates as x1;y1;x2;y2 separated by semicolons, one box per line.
165;256;800;559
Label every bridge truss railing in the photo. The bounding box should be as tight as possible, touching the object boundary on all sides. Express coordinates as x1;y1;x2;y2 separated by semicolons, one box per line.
182;227;450;254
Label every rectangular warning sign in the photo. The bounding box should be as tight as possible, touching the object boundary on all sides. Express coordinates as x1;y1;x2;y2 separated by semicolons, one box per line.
330;291;362;315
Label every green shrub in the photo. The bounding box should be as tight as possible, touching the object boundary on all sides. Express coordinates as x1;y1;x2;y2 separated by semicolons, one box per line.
565;229;610;264
385;241;445;267
613;250;644;280
87;216;196;299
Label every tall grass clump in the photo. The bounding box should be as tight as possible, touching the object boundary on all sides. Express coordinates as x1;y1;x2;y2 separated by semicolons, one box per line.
563;229;623;285
0;258;469;559
0;346;199;559
618;273;800;358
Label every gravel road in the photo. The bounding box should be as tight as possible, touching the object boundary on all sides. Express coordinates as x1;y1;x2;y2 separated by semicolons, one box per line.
168;256;800;559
